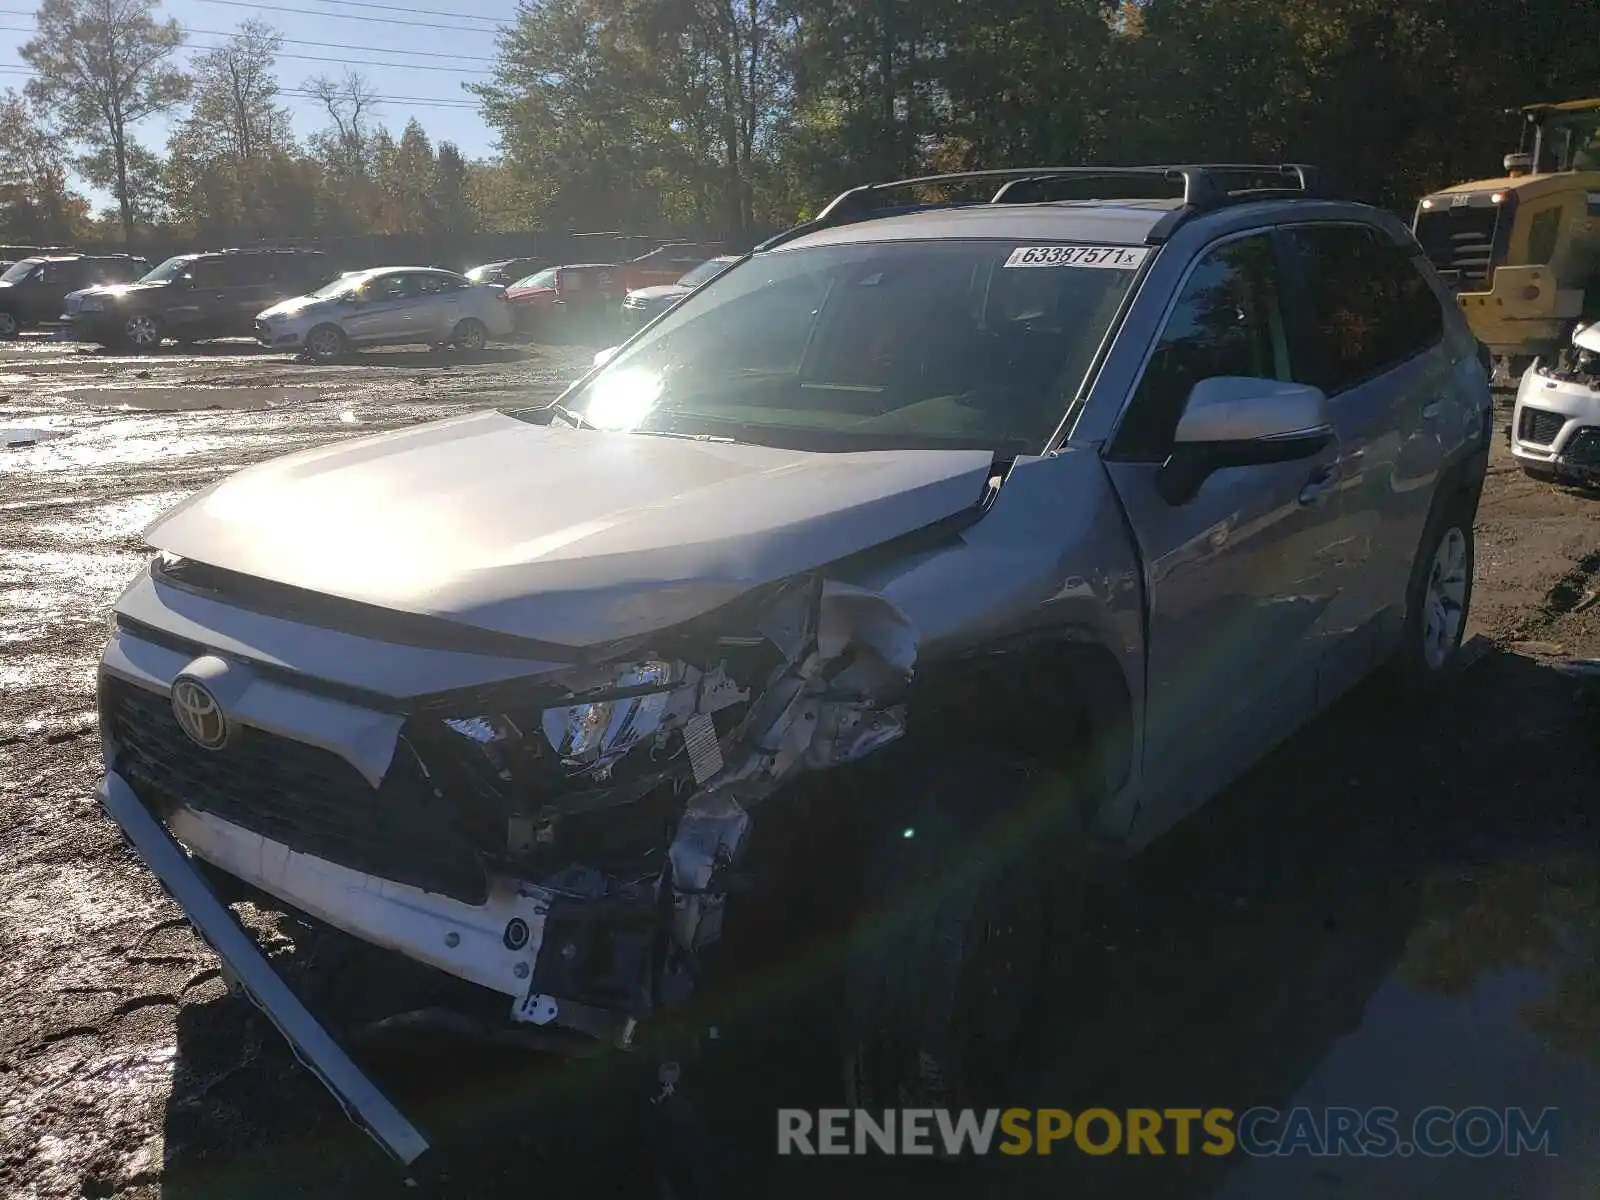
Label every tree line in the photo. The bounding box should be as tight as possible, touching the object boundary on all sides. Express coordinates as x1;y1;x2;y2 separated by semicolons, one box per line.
4;0;1599;249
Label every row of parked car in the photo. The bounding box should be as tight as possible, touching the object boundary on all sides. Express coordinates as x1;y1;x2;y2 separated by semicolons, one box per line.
0;241;740;357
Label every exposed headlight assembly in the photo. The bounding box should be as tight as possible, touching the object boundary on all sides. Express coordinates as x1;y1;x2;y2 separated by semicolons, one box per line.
80;296;105;313
541;659;680;766
443;659;697;781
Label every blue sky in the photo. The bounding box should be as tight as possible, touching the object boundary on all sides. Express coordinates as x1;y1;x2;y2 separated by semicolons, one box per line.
0;0;522;201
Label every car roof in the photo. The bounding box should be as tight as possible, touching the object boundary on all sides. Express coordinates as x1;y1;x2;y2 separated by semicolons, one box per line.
362;265;463;275
558;262;617;270
21;253;127;263
772;199;1184;252
768;195;1403;254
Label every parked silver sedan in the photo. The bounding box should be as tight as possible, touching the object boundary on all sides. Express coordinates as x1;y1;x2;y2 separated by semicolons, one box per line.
255;266;515;360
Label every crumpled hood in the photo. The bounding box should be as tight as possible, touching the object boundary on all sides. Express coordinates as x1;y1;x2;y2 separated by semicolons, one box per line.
145;411;994;647
1575;322;1600;355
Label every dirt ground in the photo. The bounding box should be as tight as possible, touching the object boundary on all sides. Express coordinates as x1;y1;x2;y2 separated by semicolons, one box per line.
2;338;1599;1199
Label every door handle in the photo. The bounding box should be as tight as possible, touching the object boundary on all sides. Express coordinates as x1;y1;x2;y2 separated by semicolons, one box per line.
1298;463;1338;507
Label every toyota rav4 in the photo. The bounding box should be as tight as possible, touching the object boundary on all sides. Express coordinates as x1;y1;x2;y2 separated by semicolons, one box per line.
95;164;1491;1176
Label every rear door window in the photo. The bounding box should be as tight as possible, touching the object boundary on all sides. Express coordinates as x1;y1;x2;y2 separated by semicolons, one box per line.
41;260;84;288
1281;224;1445;394
188;259;230;289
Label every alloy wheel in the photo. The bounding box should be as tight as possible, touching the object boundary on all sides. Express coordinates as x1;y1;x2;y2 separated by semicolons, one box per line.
124;315;160;349
307;327;344;360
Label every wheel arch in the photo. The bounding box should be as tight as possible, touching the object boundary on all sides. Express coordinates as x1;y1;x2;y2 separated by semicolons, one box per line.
903;629;1135;827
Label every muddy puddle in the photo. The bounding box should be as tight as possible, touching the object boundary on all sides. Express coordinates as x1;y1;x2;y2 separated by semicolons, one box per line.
1;427;67;447
60;385;311;412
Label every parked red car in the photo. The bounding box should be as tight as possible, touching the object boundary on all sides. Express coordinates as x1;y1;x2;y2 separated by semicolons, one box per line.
504;263;624;335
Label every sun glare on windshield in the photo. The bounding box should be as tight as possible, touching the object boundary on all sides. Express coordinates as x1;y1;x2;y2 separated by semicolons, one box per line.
586;365;666;430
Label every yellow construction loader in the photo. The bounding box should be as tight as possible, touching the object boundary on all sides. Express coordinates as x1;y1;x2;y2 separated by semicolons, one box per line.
1413;98;1600;376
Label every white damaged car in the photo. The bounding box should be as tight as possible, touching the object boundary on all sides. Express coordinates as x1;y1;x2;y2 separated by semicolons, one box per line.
1510;321;1600;482
95;163;1491;1177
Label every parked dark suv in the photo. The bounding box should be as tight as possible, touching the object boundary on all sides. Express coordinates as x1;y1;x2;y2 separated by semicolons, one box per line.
0;254;151;337
69;248;334;350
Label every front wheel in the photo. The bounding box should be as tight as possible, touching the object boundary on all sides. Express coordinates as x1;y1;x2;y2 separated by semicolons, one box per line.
122;313;163;352
1392;499;1475;696
304;324;348;363
842;754;1088;1114
0;309;19;339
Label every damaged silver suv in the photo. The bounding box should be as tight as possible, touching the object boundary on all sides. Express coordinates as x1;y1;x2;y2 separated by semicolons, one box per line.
96;164;1492;1175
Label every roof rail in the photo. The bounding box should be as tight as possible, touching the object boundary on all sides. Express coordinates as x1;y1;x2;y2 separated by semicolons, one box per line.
754;163;1323;251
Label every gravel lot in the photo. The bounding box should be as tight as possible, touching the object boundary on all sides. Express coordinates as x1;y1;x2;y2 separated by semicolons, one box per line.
2;338;1598;1199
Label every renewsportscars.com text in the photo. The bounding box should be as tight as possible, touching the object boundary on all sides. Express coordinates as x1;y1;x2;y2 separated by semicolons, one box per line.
776;1106;1559;1158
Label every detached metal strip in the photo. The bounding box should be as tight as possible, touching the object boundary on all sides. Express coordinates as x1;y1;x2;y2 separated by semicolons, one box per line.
99;772;433;1172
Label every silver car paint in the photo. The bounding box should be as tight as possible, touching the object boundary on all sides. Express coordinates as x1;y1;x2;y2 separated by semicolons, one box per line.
255;268;513;349
143;410;996;646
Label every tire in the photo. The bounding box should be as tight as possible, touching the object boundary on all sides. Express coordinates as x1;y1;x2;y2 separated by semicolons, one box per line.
450;317;488;353
1392;496;1475;696
841;753;1088;1114
0;309;18;339
304;323;348;363
121;312;164;352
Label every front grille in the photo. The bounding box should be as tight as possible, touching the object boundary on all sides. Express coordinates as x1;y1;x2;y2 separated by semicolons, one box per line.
1564;428;1600;468
104;676;490;904
1519;407;1567;446
1414;207;1502;289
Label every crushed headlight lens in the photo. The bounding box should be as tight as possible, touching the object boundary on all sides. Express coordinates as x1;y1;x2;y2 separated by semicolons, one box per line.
541;659;678;765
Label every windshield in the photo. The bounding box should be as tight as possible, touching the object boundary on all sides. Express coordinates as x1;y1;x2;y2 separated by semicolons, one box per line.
676;258;736;288
309;271;370;299
1551;110;1600;171
515;268;558;289
520;239;1146;453
139;256;193;283
1;259;41;283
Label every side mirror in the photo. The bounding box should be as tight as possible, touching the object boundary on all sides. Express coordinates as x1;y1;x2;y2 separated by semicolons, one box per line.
593;346;620;368
1157;376;1332;505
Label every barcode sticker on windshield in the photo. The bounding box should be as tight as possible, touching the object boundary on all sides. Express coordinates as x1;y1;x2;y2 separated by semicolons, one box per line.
1004;245;1150;270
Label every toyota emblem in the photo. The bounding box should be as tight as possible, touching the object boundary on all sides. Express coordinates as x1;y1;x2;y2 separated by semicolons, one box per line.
171;677;230;750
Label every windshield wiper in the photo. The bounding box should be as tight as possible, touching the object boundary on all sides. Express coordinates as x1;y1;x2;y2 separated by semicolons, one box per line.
544;402;593;429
